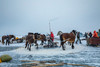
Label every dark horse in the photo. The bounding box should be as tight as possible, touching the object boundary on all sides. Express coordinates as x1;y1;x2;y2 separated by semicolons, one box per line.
37;34;46;45
60;30;77;50
34;33;46;46
2;35;16;45
25;33;46;51
25;33;37;51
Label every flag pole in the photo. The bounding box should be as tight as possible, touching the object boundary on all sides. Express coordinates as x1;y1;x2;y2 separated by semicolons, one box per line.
49;21;51;33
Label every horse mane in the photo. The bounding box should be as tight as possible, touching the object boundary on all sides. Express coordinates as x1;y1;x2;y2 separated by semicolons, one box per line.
72;30;77;35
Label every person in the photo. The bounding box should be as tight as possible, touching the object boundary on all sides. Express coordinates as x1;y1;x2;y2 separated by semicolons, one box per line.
98;29;100;37
76;32;82;44
89;32;92;38
50;32;54;41
93;30;99;38
47;32;54;48
84;32;88;39
6;35;10;45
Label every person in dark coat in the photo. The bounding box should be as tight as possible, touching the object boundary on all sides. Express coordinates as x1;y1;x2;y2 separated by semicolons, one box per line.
84;32;88;39
76;32;82;44
6;35;10;45
89;32;92;38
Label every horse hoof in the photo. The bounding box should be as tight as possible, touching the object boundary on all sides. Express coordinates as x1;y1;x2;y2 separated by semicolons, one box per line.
29;49;31;51
62;48;65;50
72;46;74;49
63;49;65;50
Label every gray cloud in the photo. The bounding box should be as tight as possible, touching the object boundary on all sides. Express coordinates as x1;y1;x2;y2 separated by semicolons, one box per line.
0;0;100;36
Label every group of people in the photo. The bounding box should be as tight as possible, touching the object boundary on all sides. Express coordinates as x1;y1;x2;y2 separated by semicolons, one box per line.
85;29;100;38
76;29;100;44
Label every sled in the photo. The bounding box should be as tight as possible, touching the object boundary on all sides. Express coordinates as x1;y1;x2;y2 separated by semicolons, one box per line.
87;37;100;46
43;42;58;48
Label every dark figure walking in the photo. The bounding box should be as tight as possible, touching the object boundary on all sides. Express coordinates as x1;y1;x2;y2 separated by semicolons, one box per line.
84;32;88;39
6;35;10;45
89;32;92;38
76;32;82;44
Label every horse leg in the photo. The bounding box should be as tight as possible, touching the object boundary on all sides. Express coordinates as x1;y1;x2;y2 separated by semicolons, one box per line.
27;42;29;50
40;40;43;45
2;39;4;45
6;40;7;45
25;41;28;48
61;42;65;50
42;40;44;45
36;43;38;49
72;42;74;49
76;39;78;44
35;40;38;49
79;39;82;44
8;40;10;45
29;44;31;51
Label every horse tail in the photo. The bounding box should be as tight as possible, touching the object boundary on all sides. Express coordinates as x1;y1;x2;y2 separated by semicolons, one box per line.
2;37;4;44
44;35;46;41
60;34;63;42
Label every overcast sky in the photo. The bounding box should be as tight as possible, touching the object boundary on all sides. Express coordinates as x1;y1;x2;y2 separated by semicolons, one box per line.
0;0;100;36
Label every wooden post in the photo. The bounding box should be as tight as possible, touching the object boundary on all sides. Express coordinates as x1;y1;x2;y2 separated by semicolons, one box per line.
49;21;51;33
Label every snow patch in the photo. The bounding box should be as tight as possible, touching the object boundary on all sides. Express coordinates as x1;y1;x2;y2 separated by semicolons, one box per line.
11;44;86;56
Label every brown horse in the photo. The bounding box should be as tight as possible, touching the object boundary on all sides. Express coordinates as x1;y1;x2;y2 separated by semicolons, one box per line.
37;34;46;45
2;35;7;45
25;33;38;51
25;33;46;51
60;30;77;50
32;33;46;46
9;35;16;43
2;35;15;45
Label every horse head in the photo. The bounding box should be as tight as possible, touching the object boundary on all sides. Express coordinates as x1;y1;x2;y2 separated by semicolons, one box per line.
43;34;46;41
11;35;16;40
34;33;41;39
72;30;77;35
57;31;63;36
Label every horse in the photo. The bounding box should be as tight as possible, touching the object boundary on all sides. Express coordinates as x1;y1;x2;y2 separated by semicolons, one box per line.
37;34;46;45
60;30;77;50
33;33;46;45
25;33;46;51
2;35;15;45
25;33;39;51
9;35;16;43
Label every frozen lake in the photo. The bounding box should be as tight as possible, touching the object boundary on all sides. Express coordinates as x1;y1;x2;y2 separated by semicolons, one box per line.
0;40;100;67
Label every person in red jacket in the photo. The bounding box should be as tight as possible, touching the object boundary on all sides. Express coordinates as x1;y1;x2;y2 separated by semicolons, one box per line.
50;32;54;41
93;30;99;37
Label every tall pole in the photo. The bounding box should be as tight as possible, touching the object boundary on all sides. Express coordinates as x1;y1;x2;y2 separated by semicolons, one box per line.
49;17;58;33
49;21;51;33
